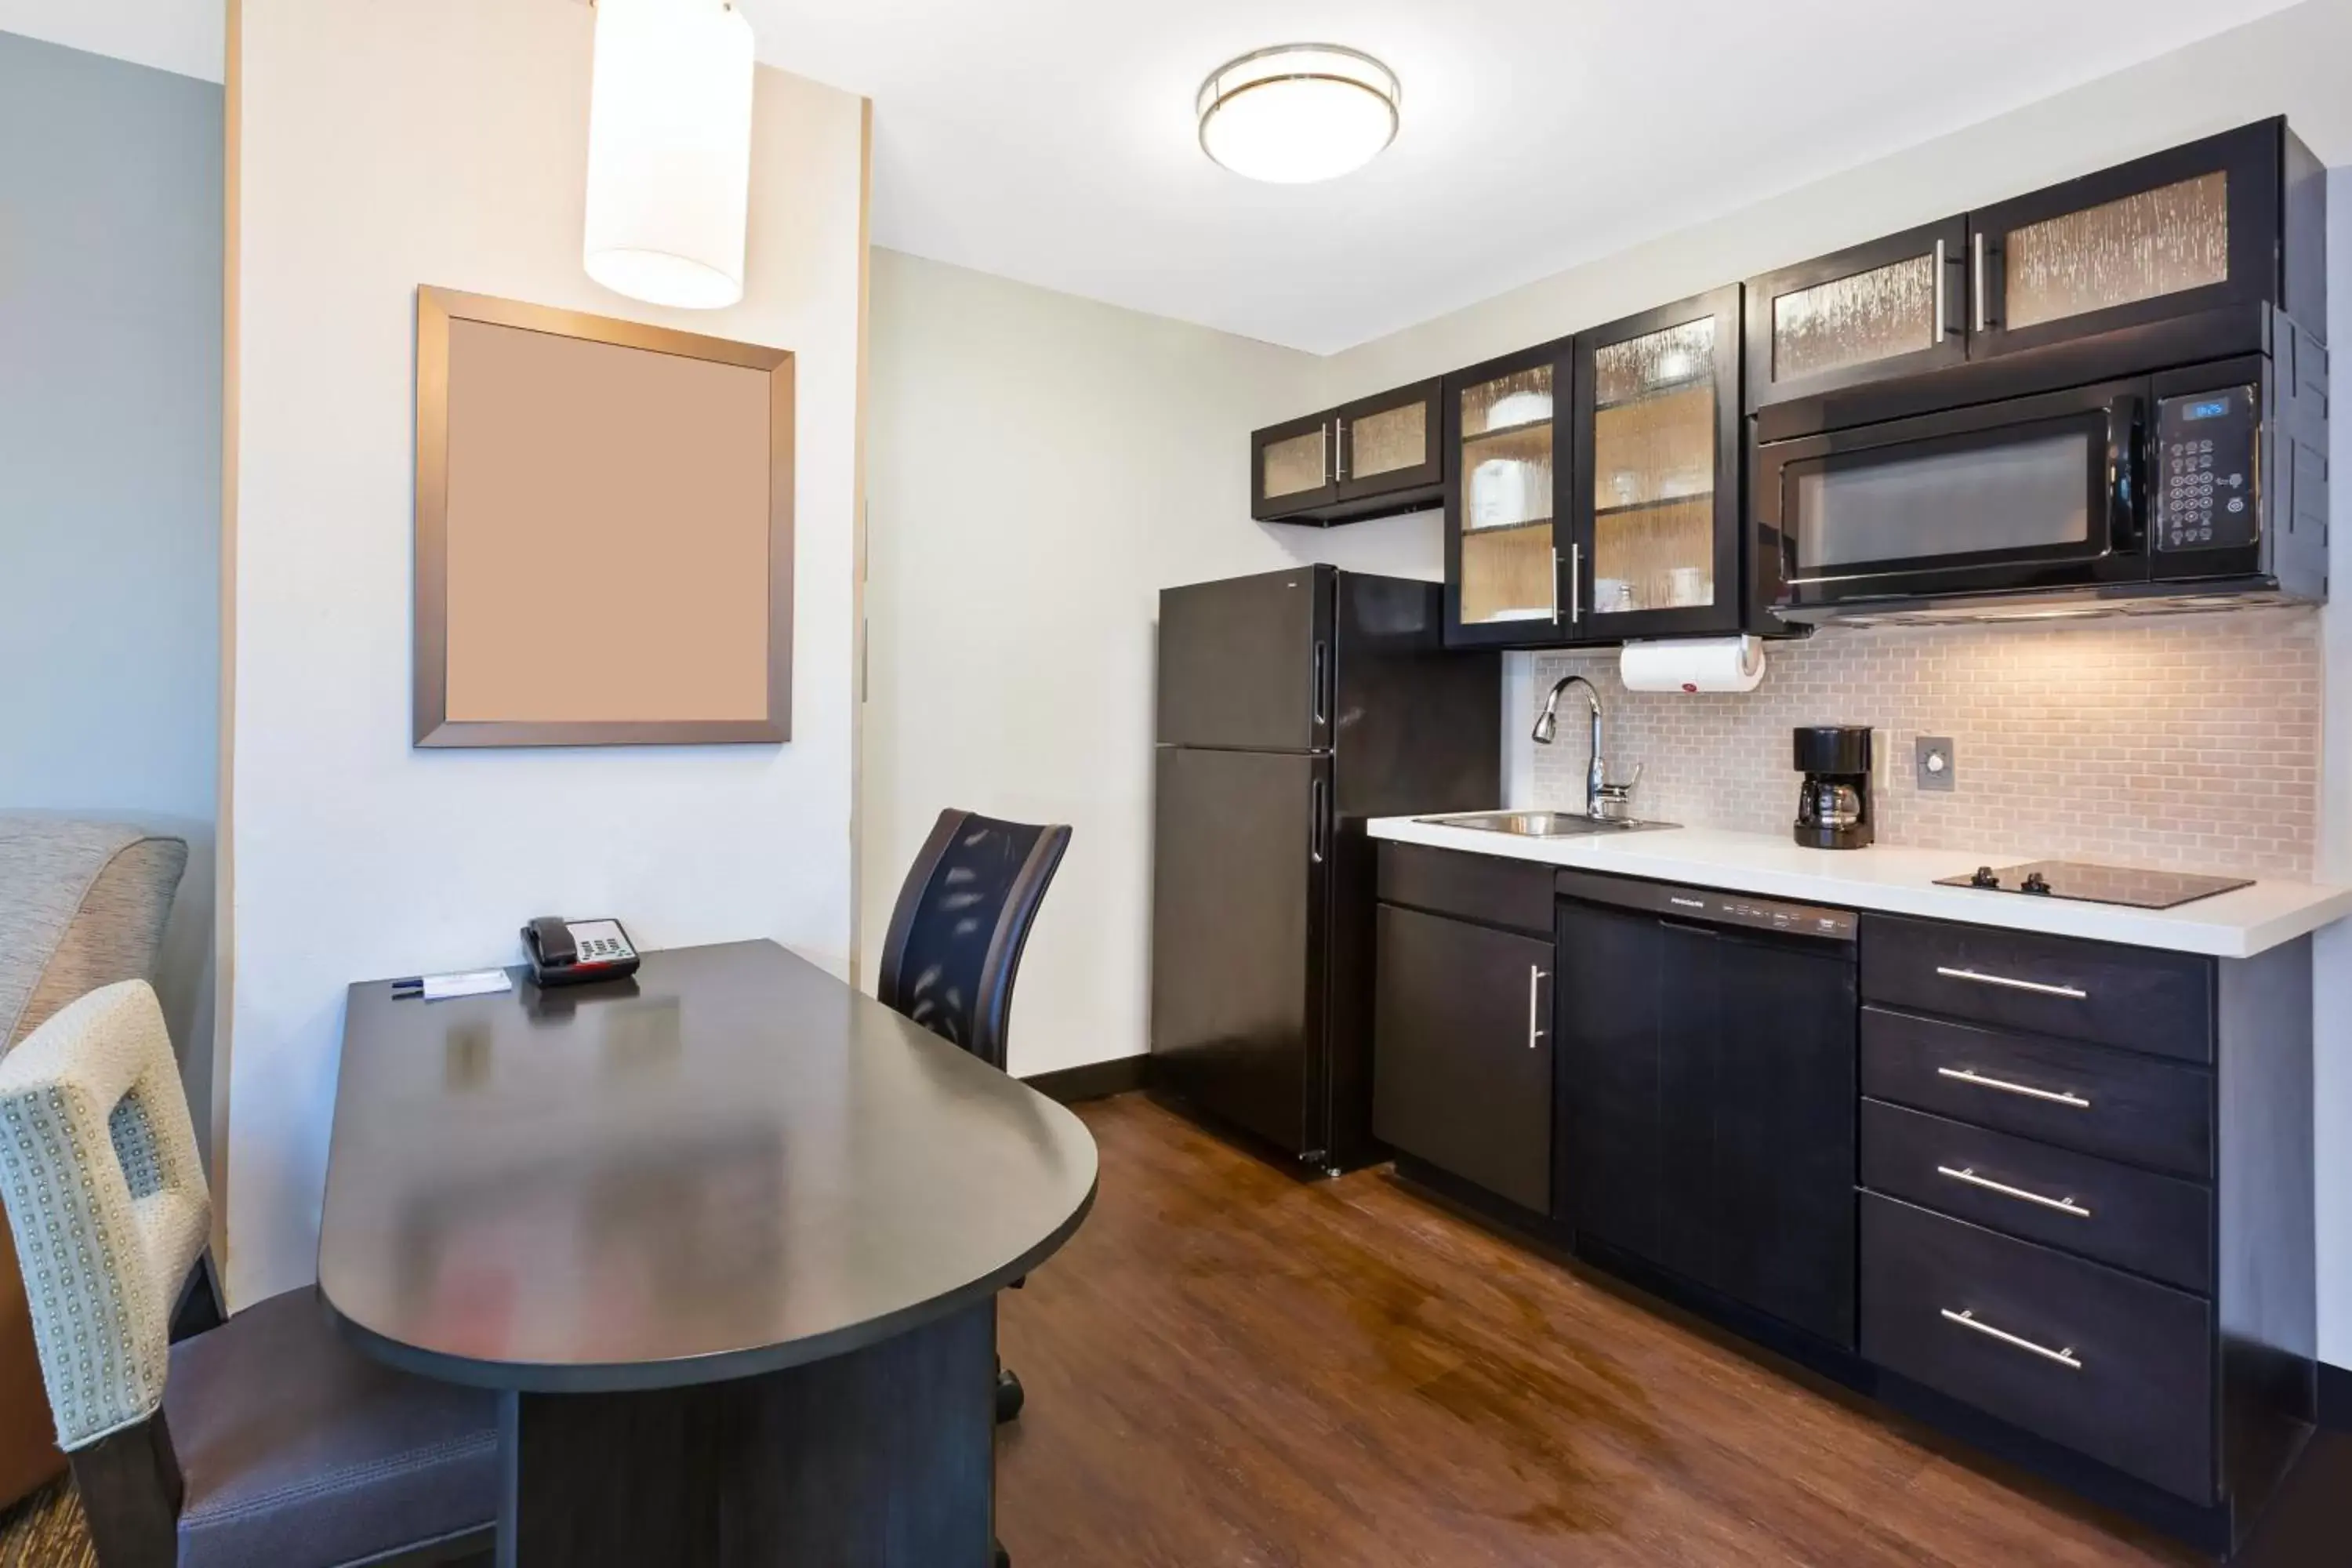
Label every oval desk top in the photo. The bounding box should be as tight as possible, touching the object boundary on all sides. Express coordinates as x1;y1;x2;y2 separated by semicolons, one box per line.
318;940;1099;1393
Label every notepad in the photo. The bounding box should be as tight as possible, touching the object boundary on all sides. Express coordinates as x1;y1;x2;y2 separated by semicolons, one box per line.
420;969;514;1001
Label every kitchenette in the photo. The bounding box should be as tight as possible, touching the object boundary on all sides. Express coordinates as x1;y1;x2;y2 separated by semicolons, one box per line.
1149;113;2348;1561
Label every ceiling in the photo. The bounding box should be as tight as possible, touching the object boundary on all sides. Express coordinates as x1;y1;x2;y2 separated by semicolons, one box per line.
746;0;2305;352
0;0;2310;352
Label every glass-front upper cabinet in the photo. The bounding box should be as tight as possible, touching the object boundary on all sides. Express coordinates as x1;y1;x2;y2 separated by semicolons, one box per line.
1745;219;1967;411
1251;411;1337;521
1968;120;2287;361
1443;341;1573;646
1251;380;1444;525
1568;286;1744;641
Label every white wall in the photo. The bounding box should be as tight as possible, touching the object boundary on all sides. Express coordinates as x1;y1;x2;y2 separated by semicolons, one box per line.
227;0;866;1305
861;250;1438;1079
0;29;222;1145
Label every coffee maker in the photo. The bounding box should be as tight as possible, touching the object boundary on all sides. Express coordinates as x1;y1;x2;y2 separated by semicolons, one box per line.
1793;726;1873;850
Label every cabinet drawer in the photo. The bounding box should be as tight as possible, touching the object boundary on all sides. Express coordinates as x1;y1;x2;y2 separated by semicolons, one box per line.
1860;1101;2211;1292
1377;842;1554;937
1861;1194;2214;1502
1860;914;2212;1062
1860;1007;2210;1179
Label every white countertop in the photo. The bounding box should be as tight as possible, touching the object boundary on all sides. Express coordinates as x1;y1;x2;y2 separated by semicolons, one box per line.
1367;816;2352;960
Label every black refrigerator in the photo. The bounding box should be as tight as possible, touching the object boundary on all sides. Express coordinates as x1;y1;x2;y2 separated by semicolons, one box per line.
1150;565;1499;1172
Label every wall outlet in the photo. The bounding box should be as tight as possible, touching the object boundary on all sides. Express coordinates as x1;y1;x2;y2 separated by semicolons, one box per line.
1916;736;1957;793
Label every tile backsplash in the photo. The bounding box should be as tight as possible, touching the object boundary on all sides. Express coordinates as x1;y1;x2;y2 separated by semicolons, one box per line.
1528;610;2322;879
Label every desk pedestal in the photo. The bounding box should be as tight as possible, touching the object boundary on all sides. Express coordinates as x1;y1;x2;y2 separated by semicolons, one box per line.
495;1301;996;1566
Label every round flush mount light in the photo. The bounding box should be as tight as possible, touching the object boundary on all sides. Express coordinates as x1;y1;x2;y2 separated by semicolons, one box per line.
1197;44;1400;184
583;0;757;310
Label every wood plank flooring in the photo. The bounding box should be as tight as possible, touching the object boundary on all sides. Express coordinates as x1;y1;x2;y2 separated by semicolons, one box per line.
996;1094;2339;1568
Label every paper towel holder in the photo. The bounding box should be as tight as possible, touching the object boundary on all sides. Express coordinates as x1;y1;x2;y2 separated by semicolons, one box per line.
1619;636;1767;695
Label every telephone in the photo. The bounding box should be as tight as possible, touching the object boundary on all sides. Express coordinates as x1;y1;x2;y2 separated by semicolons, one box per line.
521;916;641;988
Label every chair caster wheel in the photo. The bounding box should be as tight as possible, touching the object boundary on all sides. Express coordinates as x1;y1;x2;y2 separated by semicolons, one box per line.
995;1366;1025;1425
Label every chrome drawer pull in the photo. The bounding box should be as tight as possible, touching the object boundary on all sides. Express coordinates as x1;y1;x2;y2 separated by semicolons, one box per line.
1936;1066;2091;1109
1940;1308;2082;1370
1936;1165;2091;1218
1935;965;2086;1000
1527;966;1549;1051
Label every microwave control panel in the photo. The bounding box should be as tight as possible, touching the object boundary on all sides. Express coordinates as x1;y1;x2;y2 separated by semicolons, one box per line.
2154;385;2258;553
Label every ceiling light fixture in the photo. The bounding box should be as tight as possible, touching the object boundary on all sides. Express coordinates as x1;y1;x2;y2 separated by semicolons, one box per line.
1197;44;1399;185
583;0;756;310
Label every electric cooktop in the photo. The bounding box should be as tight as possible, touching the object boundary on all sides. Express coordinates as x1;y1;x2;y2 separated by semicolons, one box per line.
1936;859;2255;909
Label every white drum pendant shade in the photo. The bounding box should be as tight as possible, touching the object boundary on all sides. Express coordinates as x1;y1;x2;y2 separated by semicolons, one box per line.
583;0;756;310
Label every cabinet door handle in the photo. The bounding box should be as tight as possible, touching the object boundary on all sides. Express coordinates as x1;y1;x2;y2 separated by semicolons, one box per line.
1568;543;1581;622
1933;237;1948;345
1335;417;1349;482
1972;230;1989;333
1324;419;1337;485
1527;966;1548;1050
1936;1165;2091;1218
1548;549;1562;625
1935;1066;2091;1109
1935;965;2086;1000
1940;1308;2082;1370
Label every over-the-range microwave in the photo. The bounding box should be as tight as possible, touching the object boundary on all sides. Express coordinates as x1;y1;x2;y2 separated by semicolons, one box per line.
1760;333;2329;624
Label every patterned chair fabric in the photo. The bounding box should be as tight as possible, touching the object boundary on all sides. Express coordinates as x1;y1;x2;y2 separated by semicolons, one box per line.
877;811;1072;1071
0;981;210;1451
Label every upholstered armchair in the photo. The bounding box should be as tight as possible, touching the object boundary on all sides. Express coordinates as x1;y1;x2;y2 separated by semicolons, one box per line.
0;816;189;1512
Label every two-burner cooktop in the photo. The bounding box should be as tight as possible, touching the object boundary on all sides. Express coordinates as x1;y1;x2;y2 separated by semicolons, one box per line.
1936;859;2254;910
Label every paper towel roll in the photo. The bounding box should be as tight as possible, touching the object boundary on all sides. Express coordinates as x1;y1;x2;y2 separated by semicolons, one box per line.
1620;636;1766;695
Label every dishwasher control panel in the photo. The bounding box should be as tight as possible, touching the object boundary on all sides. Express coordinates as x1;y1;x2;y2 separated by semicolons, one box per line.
1558;869;1857;942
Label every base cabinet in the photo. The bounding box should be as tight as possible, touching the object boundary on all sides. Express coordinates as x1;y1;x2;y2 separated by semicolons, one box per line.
1370;902;1552;1214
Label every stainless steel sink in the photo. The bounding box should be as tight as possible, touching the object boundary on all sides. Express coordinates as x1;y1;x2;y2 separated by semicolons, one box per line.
1417;810;1680;837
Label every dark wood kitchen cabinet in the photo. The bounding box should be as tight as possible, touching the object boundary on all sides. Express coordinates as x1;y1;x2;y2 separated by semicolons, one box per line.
1746;119;2323;427
1442;289;1752;648
1857;912;2317;1546
1251;379;1444;525
1567;285;1750;641
1370;847;1555;1214
1443;339;1575;645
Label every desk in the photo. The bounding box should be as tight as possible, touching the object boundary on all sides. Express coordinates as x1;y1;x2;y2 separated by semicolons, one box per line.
318;939;1098;1566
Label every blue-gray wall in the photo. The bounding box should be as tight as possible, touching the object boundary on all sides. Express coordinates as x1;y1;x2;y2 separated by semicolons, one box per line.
0;29;223;1141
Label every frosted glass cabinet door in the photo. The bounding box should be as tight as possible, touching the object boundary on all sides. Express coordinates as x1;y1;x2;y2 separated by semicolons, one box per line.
1969;120;2280;360
1569;287;1744;641
1744;219;1966;409
1251;412;1335;520
1443;342;1572;647
1335;379;1443;504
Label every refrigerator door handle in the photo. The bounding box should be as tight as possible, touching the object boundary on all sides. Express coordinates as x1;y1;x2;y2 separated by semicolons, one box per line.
1309;779;1327;863
1312;641;1330;728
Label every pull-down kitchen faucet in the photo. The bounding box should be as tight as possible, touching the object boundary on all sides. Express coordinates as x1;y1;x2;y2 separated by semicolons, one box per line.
1534;674;1642;820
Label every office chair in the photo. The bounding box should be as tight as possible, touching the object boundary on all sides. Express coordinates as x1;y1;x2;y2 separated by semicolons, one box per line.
878;808;1072;1433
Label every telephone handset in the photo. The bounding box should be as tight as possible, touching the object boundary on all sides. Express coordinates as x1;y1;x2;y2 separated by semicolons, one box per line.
522;916;641;988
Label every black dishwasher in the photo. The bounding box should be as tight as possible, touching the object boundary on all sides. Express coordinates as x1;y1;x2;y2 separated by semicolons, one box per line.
1555;871;1859;1348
